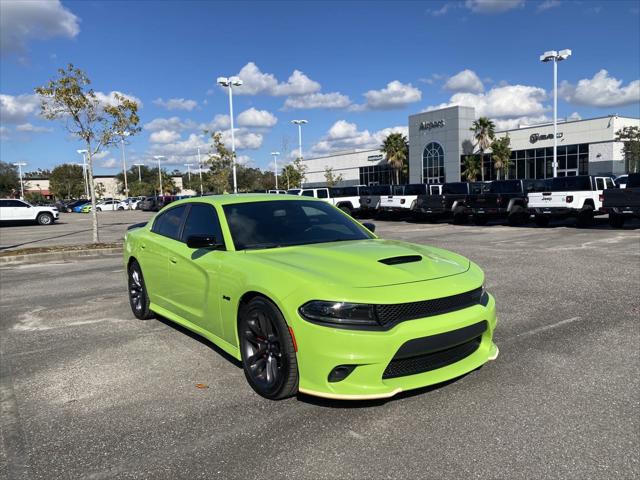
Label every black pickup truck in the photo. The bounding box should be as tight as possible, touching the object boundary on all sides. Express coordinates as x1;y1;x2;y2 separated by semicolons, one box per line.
468;179;547;226
603;172;640;228
415;182;488;224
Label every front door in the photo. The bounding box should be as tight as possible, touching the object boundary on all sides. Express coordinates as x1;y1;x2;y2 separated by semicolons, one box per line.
167;203;225;338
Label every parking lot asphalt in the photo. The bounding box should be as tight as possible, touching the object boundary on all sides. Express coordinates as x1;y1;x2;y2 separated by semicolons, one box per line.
1;219;639;479
0;211;155;251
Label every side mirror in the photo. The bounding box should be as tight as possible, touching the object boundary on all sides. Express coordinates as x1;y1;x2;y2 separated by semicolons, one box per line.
186;235;223;250
362;222;376;233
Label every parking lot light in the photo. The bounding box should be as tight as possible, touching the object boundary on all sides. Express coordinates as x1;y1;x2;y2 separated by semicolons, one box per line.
540;49;572;178
77;149;89;197
153;155;165;195
271;152;280;189
119;132;131;197
217;76;243;194
13;162;27;199
133;163;144;182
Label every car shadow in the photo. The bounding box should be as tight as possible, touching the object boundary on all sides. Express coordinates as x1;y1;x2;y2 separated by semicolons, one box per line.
296;370;475;408
154;315;243;369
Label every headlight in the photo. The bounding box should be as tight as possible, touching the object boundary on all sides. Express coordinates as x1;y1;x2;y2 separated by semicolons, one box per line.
299;301;379;327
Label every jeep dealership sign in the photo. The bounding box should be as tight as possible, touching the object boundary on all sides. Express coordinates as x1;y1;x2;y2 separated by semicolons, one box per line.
419;119;446;131
530;132;563;144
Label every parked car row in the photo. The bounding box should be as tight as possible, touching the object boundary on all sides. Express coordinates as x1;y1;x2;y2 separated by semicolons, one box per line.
353;174;639;229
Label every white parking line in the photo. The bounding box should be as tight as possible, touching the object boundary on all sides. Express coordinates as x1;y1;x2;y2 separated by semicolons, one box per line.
512;316;582;340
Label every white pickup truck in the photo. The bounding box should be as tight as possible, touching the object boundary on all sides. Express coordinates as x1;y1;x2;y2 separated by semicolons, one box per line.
528;175;615;227
286;186;364;215
0;199;59;225
379;184;442;214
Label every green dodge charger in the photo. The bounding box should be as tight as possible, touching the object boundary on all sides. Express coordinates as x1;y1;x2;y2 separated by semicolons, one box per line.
123;195;498;400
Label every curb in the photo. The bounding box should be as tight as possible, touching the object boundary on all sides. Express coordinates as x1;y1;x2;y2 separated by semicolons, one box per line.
0;247;123;266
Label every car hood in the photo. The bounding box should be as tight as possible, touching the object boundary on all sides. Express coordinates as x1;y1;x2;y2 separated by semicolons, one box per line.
244;239;470;288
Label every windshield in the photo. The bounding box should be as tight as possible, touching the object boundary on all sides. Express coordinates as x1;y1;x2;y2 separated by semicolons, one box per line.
222;200;373;250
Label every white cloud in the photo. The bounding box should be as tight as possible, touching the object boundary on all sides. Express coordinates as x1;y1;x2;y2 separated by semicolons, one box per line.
465;0;524;14
218;128;263;150
283;92;351;110
357;81;422;110
236;108;278;128
144;116;197;132
199;114;230;131
537;0;561;12
0;0;80;56
560;70;640;107
92;150;111;160
231;62;321;96
100;158;119;169
428;84;548;118
236;155;254;166
0;93;40;123
147;133;207;165
444;69;484;93
153;97;198;111
427;3;452;16
493;115;550;130
567;111;582;121
94;91;143;109
0;126;9;140
15;122;51;133
310;120;407;156
149;129;181;144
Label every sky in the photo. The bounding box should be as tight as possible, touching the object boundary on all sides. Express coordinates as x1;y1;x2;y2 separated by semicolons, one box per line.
1;0;639;175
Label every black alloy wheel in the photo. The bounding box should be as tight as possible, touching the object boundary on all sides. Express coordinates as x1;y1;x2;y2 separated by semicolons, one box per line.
239;297;298;400
127;261;154;320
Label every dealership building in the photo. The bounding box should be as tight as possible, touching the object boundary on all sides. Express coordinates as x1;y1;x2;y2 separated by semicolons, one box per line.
302;106;639;186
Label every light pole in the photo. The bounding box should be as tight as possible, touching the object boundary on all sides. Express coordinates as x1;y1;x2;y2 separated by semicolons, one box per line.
77;149;89;197
271;151;280;189
196;147;204;196
154;155;165;195
217;75;243;193
133;163;144;182
540;49;571;178
291;119;307;187
13;162;26;199
184;163;193;191
119;131;130;197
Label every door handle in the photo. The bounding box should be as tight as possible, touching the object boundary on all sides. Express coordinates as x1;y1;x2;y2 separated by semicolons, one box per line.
169;257;177;264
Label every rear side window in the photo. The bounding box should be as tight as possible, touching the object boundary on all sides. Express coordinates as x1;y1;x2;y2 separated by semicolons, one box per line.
301;190;314;197
181;204;225;246
443;183;468;195
392;185;404;195
330;187;358;197
365;185;391;195
490;180;521;194
152;205;187;240
316;189;329;198
552;176;592;191
595;178;605;190
404;184;426;195
605;177;615;189
1;200;26;207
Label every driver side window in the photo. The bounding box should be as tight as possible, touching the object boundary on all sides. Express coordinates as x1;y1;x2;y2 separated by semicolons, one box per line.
181;204;225;248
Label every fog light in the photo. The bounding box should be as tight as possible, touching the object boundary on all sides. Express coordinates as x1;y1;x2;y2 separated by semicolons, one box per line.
328;365;357;383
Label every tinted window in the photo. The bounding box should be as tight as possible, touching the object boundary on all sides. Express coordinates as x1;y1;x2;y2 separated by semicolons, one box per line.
181;204;225;246
490;180;521;194
627;173;640;188
301;190;314;197
605;177;615;189
404;184;427;195
330;187;358;197
361;185;391;196
152;205;187;240
442;183;468;195
549;176;592;191
316;189;329;198
286;189;301;195
392;185;404;195
222;200;372;250
595;178;605;190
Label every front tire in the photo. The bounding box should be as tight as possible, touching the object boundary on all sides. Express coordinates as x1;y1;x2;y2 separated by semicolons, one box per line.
239;297;298;400
36;213;53;225
127;261;154;320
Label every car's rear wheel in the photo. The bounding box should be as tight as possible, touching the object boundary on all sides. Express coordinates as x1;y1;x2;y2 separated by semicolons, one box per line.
128;260;154;320
239;297;298;400
339;205;352;217
534;214;550;227
576;205;594;227
472;214;487;226
36;213;53;225
508;205;528;226
608;212;625;228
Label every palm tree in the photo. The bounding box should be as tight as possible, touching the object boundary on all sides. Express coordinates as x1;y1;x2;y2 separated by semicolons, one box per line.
470;117;496;181
380;132;408;184
461;155;480;182
490;135;512;180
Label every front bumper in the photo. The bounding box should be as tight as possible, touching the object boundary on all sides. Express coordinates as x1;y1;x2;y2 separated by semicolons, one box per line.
290;291;498;400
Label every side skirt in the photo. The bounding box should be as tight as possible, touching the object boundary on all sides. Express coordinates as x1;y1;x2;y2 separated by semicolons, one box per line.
150;303;241;360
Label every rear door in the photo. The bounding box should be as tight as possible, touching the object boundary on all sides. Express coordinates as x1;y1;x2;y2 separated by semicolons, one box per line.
143;205;188;308
165;203;225;337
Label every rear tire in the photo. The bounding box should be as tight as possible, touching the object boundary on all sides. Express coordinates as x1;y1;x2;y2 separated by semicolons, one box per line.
576;205;594;228
239;297;298;400
608;212;625;228
508;205;528;226
534;215;550;227
36;213;53;225
96;207;102;212
452;208;467;224
127;261;154;320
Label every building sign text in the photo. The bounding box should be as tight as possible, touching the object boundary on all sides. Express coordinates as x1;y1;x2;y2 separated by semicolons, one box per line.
530;132;563;144
419;119;446;131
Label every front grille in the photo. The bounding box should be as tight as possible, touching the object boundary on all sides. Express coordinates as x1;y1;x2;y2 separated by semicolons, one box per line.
383;336;482;379
374;287;483;328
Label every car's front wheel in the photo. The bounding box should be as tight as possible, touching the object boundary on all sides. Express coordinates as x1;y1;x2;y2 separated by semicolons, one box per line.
239;297;298;400
36;213;53;225
127;260;154;320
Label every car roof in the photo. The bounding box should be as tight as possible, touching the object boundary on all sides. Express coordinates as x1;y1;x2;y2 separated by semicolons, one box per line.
167;193;324;208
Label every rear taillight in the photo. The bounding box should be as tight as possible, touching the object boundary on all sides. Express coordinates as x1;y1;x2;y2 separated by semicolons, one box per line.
599;194;604;202
566;196;573;203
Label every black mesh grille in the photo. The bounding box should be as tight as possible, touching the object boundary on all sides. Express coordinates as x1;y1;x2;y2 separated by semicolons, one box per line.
383;336;482;379
374;287;483;327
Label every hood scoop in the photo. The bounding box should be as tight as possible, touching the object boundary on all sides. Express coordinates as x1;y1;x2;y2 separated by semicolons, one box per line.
378;255;423;266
